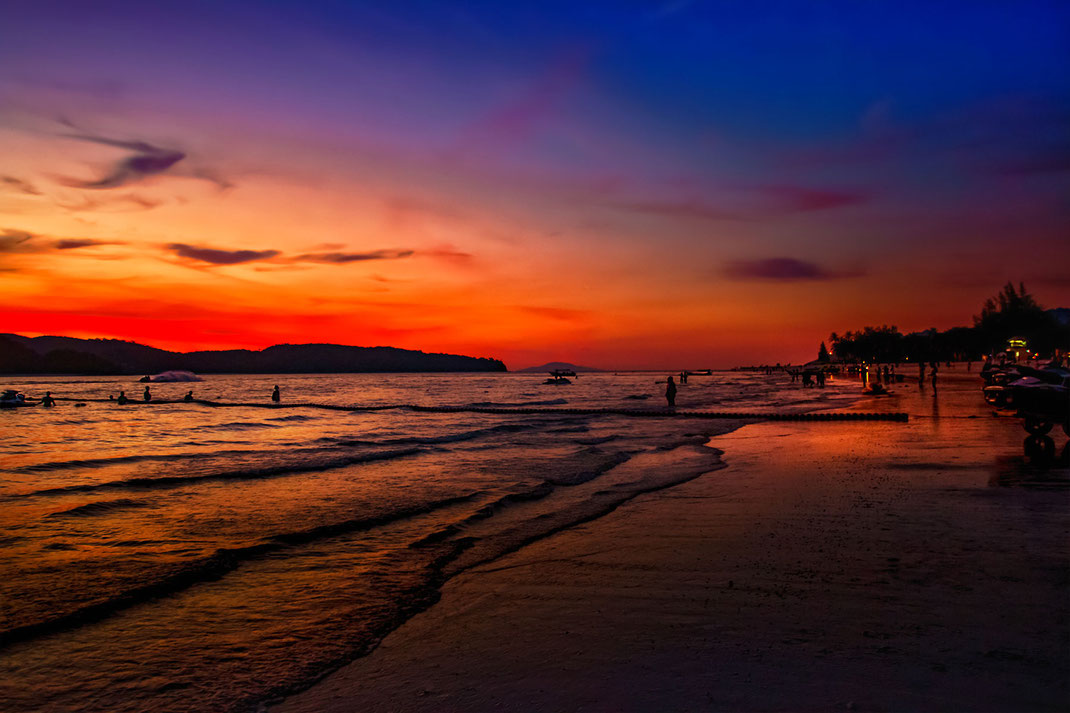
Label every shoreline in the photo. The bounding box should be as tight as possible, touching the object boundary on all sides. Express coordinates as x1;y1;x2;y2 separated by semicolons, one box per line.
271;373;1069;712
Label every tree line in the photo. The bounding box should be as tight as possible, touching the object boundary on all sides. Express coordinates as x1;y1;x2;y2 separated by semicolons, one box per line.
818;283;1069;364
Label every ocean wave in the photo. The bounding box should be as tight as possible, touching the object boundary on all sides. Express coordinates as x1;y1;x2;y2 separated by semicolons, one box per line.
189;421;283;432
0;491;479;651
319;422;536;449
45;498;152;519
466;398;568;408
21;447;423;497
10;448;269;474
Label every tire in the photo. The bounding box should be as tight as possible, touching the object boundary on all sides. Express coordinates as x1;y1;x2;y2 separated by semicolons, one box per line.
1023;417;1053;435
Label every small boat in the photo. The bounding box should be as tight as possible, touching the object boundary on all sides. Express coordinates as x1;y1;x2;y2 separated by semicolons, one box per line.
543;369;574;385
0;390;36;408
141;370;203;383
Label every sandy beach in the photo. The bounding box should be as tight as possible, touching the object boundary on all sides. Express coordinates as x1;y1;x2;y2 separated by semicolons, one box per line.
273;372;1069;713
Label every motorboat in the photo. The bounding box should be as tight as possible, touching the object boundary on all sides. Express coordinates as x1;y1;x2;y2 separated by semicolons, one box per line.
543;369;574;385
140;370;202;383
1004;367;1070;436
0;390;36;408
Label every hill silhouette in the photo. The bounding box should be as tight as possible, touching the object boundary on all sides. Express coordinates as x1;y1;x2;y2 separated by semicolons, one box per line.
0;334;506;375
515;361;603;373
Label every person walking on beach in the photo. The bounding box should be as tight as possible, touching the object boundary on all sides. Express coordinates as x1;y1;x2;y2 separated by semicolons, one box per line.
918;361;926;386
271;385;281;403
117;391;128;405
665;376;677;409
931;365;938;393
143;386;152;402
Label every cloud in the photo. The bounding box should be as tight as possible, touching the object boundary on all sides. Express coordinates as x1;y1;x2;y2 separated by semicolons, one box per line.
610;184;866;223
755;185;867;212
722;257;863;281
58;132;186;189
292;249;414;264
57;193;162;212
0;229;35;252
165;243;415;267
1;176;41;195
53;238;122;250
166;243;281;265
421;244;474;265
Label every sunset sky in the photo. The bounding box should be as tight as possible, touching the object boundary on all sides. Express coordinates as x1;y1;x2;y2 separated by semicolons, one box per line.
2;1;1068;369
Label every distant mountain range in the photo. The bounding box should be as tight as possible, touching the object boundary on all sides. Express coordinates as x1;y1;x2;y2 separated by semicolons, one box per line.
0;334;506;375
514;361;603;373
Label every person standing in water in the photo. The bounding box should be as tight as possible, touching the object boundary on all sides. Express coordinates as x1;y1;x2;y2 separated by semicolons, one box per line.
117;391;128;405
271;385;281;403
184;390;194;402
665;375;677;409
143;386;152;402
41;392;56;407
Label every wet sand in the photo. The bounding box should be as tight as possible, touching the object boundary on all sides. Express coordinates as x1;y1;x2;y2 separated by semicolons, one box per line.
273;372;1069;712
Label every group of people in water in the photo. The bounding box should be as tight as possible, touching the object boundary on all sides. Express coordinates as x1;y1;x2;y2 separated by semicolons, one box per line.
103;385;283;404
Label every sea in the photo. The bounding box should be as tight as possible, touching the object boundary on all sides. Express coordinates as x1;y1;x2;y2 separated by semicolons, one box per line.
0;371;858;712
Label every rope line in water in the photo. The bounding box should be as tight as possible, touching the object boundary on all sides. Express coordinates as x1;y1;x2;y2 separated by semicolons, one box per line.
53;398;909;422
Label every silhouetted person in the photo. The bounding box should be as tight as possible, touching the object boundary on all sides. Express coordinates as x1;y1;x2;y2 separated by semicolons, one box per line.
184;390;194;402
665;376;677;408
143;386;151;402
931;368;938;393
117;391;128;405
109;394;115;401
41;392;56;407
918;362;926;385
271;385;281;403
816;370;826;387
882;365;890;383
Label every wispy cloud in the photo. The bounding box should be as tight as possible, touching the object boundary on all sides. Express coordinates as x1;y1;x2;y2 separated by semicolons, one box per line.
0;228;124;256
164;243;417;267
722;257;863;281
58;132;186;189
0;229;35;252
754;185;867;212
166;243;281;265
292;249;414;264
1;176;41;195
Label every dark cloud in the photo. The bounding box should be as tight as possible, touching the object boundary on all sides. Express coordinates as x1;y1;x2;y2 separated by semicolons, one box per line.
58;132;186;189
292;249;414;264
755;185;867;212
610;184;865;222
421;245;474;264
1;176;41;195
722;257;863;281
166;243;419;267
53;239;121;250
167;243;281;265
0;229;35;252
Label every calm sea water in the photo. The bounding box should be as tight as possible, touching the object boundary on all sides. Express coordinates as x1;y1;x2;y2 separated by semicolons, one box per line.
0;372;857;712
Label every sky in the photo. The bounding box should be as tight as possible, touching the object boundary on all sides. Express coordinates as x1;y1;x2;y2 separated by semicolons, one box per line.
1;0;1068;369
